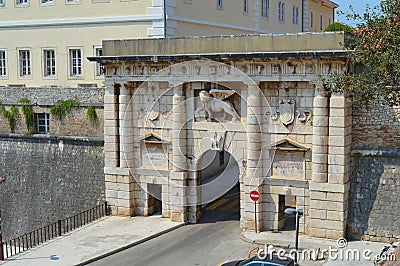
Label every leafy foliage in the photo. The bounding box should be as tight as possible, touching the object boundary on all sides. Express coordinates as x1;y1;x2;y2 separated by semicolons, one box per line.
0;105;19;133
50;99;80;120
86;106;97;126
328;0;400;106
19;98;34;135
324;22;353;32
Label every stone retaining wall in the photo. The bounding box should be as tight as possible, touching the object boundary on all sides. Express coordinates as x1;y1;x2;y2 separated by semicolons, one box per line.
0;136;104;241
349;102;400;242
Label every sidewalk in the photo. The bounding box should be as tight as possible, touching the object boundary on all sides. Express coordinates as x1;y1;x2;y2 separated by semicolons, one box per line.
242;231;389;266
0;215;184;266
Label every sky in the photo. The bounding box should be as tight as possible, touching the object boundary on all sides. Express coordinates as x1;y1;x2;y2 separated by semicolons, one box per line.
333;0;381;26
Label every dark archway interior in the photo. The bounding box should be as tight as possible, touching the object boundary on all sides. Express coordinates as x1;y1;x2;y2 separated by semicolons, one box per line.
198;150;240;223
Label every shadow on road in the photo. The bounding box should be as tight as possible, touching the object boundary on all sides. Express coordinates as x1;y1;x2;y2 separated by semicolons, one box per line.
199;184;240;224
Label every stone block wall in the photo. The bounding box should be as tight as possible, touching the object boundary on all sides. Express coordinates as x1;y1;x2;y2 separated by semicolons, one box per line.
349;102;400;242
352;103;400;150
348;154;400;242
0;87;104;137
0;136;105;241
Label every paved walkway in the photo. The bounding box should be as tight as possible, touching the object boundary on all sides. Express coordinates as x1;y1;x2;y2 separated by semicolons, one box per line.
242;231;391;265
0;215;184;266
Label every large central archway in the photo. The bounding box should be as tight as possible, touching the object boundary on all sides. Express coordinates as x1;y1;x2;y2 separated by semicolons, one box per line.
198;149;240;222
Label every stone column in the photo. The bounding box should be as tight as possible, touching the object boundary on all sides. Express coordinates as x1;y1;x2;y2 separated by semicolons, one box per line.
309;88;351;239
309;82;330;238
244;84;263;232
104;83;120;215
170;83;187;223
107;84;134;216
119;85;134;169
104;83;120;169
325;93;351;239
312;82;329;183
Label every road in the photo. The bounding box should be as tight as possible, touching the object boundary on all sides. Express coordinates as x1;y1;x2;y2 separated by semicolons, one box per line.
89;185;257;266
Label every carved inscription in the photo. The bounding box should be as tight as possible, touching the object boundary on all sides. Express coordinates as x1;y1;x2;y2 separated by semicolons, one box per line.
141;143;168;169
272;151;304;178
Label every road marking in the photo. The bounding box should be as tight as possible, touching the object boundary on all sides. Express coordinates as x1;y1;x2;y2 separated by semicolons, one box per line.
205;198;229;210
221;199;240;212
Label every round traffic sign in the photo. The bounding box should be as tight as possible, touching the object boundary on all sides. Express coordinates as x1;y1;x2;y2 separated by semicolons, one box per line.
250;190;260;202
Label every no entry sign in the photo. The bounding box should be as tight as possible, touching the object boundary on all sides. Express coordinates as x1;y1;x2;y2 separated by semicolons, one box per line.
250;190;260;202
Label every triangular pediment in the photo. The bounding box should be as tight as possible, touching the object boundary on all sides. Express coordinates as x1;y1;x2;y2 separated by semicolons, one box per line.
271;138;309;151
140;132;170;144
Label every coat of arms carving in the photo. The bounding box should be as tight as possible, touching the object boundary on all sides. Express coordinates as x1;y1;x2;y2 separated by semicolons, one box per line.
279;99;296;126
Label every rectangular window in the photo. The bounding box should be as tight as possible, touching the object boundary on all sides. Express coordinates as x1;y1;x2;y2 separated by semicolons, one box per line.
292;6;299;25
243;0;248;14
69;48;82;77
261;0;269;18
36;113;50;134
310;11;314;28
95;48;103;77
41;0;53;3
217;0;222;10
43;49;56;77
0;0;4;6
18;49;31;77
0;50;7;77
320;14;323;30
278;2;285;23
16;0;28;4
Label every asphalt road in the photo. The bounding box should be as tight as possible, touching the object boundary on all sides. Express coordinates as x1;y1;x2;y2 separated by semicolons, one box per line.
89;185;257;266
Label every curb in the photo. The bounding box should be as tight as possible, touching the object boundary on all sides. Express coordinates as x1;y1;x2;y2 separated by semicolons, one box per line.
76;222;186;266
240;232;336;250
240;232;290;249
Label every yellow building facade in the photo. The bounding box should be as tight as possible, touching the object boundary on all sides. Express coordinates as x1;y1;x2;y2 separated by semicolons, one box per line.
0;0;337;88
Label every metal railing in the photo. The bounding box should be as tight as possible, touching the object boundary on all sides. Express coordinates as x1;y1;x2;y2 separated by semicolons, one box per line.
0;202;108;260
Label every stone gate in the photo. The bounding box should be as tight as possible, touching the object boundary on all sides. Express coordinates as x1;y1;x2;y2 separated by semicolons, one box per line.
90;33;352;239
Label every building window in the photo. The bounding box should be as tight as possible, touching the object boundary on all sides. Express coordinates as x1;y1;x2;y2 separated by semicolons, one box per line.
16;0;28;4
36;113;50;134
278;2;285;23
41;0;53;3
66;0;81;4
43;49;56;77
243;0;248;14
320;14;323;30
0;0;5;6
217;0;222;10
0;50;7;77
95;47;103;77
261;0;269;18
310;11;314;28
69;48;82;77
292;6;299;25
18;49;31;77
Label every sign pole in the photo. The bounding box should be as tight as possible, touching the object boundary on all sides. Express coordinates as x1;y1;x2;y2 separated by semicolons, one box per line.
250;190;260;234
254;200;257;233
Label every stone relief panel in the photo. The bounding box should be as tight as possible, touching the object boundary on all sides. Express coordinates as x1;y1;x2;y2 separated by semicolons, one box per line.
194;88;241;123
136;82;173;128
271;151;305;179
265;98;313;128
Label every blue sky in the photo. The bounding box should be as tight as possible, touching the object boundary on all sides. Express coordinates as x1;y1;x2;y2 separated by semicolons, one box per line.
333;0;381;26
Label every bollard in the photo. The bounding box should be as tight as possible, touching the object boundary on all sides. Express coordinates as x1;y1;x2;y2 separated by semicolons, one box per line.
57;220;62;237
0;233;4;261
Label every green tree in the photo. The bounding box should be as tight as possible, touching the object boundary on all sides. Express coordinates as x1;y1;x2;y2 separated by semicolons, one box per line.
328;0;400;106
324;22;353;32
